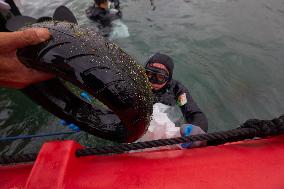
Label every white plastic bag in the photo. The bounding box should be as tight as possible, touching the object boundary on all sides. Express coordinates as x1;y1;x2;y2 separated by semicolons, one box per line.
137;103;181;150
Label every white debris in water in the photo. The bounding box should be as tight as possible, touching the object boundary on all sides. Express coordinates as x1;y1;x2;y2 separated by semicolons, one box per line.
109;20;130;39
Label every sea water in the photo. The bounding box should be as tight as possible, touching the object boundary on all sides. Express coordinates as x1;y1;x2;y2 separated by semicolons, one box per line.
0;0;284;155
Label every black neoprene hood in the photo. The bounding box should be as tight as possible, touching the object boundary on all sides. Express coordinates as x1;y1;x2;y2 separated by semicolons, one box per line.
145;53;174;79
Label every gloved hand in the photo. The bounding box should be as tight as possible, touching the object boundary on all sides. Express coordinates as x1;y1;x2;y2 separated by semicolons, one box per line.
59;119;80;132
180;124;207;148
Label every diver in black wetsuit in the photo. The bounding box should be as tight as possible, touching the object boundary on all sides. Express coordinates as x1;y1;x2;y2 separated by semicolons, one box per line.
85;0;122;36
144;53;208;132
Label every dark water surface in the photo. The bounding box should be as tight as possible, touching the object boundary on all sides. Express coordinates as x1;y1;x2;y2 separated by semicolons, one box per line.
0;0;284;155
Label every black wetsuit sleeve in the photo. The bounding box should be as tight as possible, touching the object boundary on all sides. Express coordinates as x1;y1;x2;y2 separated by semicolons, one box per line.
86;6;99;19
174;82;208;132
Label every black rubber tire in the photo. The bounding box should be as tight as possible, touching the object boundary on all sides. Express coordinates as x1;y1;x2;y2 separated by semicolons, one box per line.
17;21;153;142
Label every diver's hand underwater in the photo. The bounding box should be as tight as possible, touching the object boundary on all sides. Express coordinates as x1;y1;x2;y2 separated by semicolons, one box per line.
0;28;54;89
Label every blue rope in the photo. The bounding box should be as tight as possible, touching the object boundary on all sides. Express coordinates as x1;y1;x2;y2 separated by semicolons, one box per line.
0;118;81;142
1;91;91;142
0;130;78;141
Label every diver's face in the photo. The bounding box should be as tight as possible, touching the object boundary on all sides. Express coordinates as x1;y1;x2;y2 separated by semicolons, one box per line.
99;1;108;10
146;63;169;91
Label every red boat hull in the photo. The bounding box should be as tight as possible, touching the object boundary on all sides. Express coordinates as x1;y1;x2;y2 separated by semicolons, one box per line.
1;134;284;189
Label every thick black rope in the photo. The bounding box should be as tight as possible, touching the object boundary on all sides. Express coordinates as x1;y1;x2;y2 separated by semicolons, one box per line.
1;115;284;164
76;114;284;157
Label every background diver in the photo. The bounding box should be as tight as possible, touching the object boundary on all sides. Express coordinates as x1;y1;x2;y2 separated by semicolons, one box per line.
85;0;122;37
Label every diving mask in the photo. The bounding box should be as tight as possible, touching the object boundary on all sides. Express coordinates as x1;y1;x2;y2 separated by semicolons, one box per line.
145;67;169;85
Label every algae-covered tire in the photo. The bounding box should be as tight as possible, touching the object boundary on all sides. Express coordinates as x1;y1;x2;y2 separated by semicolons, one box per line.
17;21;153;142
